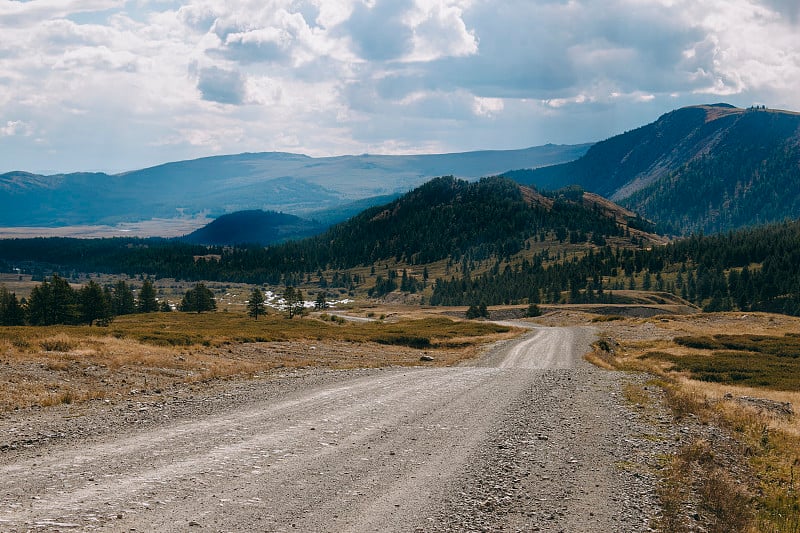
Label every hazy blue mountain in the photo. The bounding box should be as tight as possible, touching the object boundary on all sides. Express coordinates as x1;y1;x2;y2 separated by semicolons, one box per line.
507;104;800;234
0;144;591;227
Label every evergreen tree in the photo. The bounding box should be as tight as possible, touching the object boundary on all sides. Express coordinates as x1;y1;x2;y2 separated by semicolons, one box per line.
0;286;25;325
247;288;266;320
180;283;217;313
526;303;542;317
78;280;112;326
283;286;304;318
315;291;328;311
27;274;78;325
137;278;159;313
111;280;136;315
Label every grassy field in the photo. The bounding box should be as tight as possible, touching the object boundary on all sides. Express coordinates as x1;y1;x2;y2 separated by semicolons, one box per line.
589;311;800;532
0;310;516;412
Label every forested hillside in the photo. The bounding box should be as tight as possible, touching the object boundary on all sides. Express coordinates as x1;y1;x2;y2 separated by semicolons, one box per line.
431;220;800;316
507;104;800;235
625;112;800;234
6;174;800;318
181;210;324;246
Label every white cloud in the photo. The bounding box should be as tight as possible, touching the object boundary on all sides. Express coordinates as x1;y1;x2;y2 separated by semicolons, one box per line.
0;120;33;137
472;96;504;117
0;0;799;173
405;0;478;62
0;0;125;26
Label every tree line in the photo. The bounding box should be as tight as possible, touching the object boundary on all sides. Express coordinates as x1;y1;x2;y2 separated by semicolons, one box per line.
0;276;221;326
430;219;800;317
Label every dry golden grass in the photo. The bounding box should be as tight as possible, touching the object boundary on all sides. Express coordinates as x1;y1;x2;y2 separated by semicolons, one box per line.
589;311;800;532
0;310;518;412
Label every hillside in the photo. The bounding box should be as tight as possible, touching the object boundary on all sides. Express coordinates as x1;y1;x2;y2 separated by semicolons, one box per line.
507;104;800;234
0;144;590;228
293;176;650;269
432;217;800;317
181;210;324;246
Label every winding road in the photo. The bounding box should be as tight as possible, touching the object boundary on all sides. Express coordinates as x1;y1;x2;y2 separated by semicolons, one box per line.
0;326;662;532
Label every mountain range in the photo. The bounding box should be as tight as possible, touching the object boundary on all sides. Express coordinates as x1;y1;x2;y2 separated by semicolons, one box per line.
0;144;590;228
3;102;800;238
507;104;800;234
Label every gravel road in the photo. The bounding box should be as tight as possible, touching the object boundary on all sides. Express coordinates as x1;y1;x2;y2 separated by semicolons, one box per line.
0;326;670;532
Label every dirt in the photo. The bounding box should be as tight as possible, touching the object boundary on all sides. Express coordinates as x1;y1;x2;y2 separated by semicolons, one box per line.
0;323;680;532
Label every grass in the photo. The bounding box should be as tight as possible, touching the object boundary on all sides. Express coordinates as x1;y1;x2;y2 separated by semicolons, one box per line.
0;311;516;411
643;334;800;390
586;312;800;532
95;312;510;347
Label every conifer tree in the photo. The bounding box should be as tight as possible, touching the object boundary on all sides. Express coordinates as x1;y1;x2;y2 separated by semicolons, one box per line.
78;280;112;326
180;283;216;313
137;278;159;313
247;288;266;320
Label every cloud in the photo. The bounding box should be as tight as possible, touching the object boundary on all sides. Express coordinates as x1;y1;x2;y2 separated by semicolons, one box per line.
197;66;245;104
345;0;415;61
0;0;124;26
0;120;33;137
1;0;799;174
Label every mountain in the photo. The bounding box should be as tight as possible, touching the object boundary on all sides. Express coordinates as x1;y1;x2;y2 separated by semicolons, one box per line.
0;176;662;283
0;144;591;228
181;210;324;246
283;176;664;271
507;104;800;234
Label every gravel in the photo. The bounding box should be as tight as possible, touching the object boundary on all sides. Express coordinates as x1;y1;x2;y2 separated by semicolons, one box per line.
0;326;686;532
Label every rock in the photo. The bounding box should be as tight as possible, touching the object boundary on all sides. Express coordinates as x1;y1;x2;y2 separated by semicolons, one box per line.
419;355;435;362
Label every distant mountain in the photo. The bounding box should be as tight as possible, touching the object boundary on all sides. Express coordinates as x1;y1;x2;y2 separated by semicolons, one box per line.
181;210;324;246
307;193;402;227
507;104;800;234
0;176;662;285
0;144;591;228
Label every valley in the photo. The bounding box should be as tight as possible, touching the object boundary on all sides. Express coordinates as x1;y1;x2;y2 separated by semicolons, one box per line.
3;102;800;531
2;306;793;531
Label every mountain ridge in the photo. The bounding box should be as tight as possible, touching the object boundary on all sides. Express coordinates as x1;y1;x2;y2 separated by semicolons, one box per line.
0;144;591;229
507;104;800;234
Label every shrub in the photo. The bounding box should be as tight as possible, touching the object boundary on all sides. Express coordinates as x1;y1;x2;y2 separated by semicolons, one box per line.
39;336;76;352
374;335;431;349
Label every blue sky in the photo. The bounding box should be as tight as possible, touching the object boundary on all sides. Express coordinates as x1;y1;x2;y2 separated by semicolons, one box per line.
1;0;799;174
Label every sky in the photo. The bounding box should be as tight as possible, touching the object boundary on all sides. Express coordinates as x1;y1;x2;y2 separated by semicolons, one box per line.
1;0;799;174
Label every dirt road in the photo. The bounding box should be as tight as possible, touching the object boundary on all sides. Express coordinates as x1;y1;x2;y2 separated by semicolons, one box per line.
0;326;668;532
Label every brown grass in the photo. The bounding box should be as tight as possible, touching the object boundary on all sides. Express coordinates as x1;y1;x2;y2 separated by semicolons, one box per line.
0;311;518;412
586;311;800;532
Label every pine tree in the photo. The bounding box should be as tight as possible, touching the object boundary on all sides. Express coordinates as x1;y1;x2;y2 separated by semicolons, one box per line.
315;291;328;311
0;286;25;325
27;274;78;325
283;286;304;318
78;280;112;326
180;283;217;313
137;278;159;313
112;280;136;315
247;288;266;320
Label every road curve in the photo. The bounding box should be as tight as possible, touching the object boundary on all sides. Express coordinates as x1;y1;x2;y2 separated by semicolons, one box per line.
0;326;661;532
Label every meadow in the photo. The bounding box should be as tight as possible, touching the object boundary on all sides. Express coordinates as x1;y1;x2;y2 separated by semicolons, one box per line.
0;310;515;411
